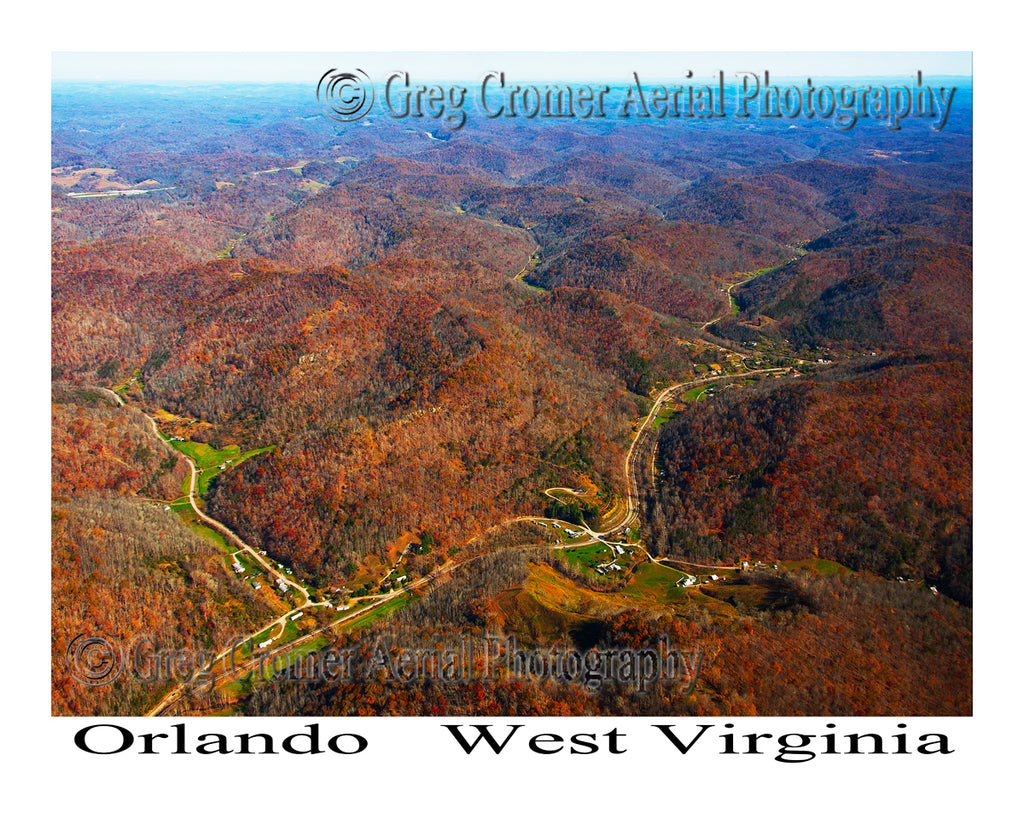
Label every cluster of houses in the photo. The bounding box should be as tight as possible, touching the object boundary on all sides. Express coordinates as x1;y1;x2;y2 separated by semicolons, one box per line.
670;560;784;589
594;543;633;575
228;550;365;622
534;519;591;540
676;573;720;588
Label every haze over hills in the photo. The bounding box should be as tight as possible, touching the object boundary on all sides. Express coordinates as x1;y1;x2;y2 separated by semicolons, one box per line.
51;77;971;717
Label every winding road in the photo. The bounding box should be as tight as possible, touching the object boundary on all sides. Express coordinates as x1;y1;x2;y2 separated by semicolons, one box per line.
87;266;799;715
134;368;770;714
117;408;333;716
514;368;784;541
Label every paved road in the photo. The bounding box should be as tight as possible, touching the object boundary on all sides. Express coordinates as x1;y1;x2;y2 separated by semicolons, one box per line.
92;343;790;714
93;406;333;716
477;369;785;551
136;413;311;604
94;386;125;407
597;368;786;539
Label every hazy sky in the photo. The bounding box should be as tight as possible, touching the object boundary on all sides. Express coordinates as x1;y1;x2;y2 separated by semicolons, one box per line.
52;52;972;83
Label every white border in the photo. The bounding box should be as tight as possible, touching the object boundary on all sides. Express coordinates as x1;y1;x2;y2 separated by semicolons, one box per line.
16;2;1015;814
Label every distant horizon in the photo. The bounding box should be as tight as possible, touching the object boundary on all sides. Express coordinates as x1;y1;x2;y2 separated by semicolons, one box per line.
52;75;974;85
52;52;972;84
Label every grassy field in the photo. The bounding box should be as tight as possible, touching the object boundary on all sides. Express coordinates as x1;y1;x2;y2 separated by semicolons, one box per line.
336;595;409;634
164;499;234;552
560;540;638;577
249;613;308;651
263;635;334;683
170;440;275;497
192;522;230;551
561;542;615;573
217;633;334;703
276;615;308;645
618;562;690;606
652;402;681;429
225;549;258;574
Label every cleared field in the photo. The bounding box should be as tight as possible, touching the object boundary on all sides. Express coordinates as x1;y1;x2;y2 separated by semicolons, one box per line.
336;595;409;634
652;402;681;429
492;567;606;647
170;440;275;497
617;562;690;606
560;541;637;578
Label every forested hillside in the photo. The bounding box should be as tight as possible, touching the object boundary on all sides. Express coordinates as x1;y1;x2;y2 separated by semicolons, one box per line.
52;79;972;717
